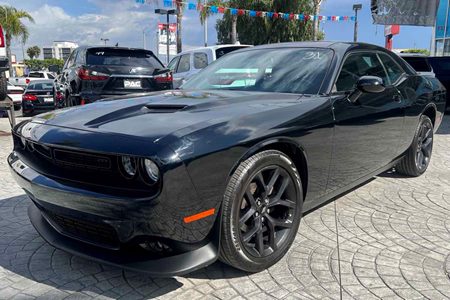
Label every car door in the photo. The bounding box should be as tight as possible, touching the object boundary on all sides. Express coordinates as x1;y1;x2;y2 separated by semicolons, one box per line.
172;53;191;88
327;51;405;193
61;50;77;92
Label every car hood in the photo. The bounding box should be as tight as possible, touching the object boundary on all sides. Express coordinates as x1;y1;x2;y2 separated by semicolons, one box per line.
30;90;302;142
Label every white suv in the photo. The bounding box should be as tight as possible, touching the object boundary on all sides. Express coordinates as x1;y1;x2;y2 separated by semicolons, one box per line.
168;44;251;88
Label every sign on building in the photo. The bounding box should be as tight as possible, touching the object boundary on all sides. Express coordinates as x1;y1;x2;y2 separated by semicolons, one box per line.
371;0;440;26
157;23;177;56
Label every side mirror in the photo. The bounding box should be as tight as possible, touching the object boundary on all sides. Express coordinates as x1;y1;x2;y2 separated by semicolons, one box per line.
348;76;385;103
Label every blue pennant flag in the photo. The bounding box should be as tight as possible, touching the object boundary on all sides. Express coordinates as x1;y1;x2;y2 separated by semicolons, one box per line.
163;0;172;7
298;14;304;21
327;16;332;21
135;0;145;4
283;13;289;19
188;2;196;10
210;6;218;13
230;8;238;15
249;10;256;17
266;12;273;18
350;16;356;21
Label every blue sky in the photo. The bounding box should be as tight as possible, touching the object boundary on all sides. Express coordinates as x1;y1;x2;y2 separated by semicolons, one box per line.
2;0;434;61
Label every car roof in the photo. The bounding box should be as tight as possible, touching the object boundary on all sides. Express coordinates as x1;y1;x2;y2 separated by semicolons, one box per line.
177;44;252;55
399;53;428;57
77;45;155;53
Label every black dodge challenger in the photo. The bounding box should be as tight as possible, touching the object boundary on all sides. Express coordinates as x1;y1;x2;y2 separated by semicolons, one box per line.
8;42;446;276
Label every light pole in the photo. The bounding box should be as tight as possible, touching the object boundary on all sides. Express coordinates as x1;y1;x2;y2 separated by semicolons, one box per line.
100;38;109;45
155;9;177;65
353;4;362;42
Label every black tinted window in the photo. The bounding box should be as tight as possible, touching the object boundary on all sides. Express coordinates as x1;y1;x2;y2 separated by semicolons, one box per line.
47;73;55;79
194;52;208;69
402;56;432;72
379;54;404;84
28;72;45;78
215;46;248;59
428;57;450;74
336;53;387;91
87;49;164;69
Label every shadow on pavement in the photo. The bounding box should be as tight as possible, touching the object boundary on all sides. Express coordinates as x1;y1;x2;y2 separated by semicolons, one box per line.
0;194;247;299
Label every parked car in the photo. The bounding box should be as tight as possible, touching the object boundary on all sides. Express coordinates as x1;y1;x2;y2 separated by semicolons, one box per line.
8;42;445;276
9;71;56;88
7;82;24;110
0;25;9;100
55;46;172;106
168;44;251;88
21;80;56;116
400;54;435;77
429;56;450;111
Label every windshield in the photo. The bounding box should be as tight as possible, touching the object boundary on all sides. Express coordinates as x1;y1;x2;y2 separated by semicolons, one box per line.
182;48;333;94
28;82;53;90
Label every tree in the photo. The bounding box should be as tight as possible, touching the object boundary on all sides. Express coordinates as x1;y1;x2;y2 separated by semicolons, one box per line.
216;1;317;46
175;0;184;53
26;45;40;59
0;5;34;71
199;0;239;44
312;0;323;41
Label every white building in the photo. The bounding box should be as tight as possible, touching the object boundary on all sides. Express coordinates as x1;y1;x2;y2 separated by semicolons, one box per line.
43;41;79;61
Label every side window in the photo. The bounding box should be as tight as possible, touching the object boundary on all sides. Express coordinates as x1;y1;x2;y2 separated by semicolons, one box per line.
47;73;55;79
75;50;85;65
64;51;76;69
167;56;180;72
335;52;388;92
378;53;405;84
176;54;191;73
194;52;208;69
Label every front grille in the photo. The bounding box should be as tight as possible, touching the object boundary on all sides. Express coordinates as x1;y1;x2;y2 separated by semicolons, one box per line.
54;149;111;169
44;209;120;249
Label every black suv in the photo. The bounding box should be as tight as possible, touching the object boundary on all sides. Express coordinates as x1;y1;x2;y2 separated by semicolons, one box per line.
56;46;172;107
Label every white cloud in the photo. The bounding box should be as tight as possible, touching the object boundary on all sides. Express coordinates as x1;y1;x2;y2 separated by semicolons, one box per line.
7;1;220;62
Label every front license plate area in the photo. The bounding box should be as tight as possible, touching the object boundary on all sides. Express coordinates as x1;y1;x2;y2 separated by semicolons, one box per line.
124;79;142;89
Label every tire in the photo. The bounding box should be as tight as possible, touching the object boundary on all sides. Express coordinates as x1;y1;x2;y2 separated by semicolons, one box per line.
396;115;434;177
0;72;7;101
220;150;303;272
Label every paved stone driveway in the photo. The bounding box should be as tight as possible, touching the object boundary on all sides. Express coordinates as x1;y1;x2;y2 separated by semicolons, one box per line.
1;116;450;300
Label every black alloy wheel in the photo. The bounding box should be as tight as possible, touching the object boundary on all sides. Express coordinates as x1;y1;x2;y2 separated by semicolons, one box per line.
397;115;434;177
238;166;296;258
415;120;433;172
220;150;303;272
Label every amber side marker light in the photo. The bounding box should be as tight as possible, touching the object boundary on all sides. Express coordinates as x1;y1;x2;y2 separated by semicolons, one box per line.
184;208;215;224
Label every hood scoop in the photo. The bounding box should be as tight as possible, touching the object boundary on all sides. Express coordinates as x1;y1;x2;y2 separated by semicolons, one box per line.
143;104;188;113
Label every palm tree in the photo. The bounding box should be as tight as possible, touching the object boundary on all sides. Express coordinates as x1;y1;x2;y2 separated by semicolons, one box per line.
198;0;238;44
175;0;184;53
0;5;34;72
312;0;323;41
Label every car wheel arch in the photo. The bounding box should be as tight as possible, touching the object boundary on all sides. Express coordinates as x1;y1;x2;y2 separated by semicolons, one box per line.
229;138;309;201
422;103;437;127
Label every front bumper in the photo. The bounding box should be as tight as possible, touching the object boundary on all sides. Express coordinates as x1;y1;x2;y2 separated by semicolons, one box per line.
8;152;220;276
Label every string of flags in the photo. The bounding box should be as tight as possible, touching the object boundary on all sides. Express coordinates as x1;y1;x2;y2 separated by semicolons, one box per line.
135;0;356;22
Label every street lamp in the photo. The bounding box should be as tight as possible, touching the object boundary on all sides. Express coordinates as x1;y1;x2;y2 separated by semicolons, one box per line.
353;4;362;42
100;38;109;45
155;8;177;64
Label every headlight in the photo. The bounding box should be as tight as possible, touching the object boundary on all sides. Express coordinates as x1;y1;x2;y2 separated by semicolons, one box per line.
121;156;137;177
144;159;160;182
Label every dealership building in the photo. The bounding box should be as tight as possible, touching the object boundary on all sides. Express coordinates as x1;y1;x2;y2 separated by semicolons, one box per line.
42;41;78;61
435;0;450;55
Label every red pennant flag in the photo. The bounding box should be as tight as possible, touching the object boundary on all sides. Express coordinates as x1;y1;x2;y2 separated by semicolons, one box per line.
304;15;310;21
218;7;225;13
273;12;279;19
344;16;349;21
332;16;336;21
289;13;295;20
238;9;245;16
197;3;203;11
319;16;323;21
256;11;262;17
